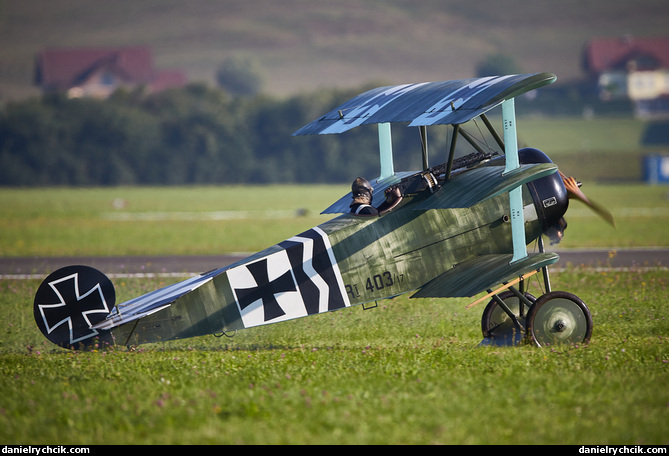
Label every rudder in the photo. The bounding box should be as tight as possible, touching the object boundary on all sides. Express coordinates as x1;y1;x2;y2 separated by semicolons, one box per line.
34;265;115;349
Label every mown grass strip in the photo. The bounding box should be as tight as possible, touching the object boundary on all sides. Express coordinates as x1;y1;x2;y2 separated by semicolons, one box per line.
1;269;667;444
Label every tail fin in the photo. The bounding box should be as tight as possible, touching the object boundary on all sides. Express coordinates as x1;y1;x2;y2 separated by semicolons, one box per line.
34;265;115;349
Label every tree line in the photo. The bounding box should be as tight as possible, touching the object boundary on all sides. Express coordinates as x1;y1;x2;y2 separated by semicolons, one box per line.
0;83;434;186
0;75;604;187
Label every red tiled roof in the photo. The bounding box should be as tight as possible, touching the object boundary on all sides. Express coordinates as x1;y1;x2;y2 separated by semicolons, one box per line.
36;46;155;89
584;36;669;74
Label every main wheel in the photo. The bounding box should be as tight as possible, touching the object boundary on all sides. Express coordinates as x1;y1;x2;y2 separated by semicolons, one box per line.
481;291;535;345
526;291;593;347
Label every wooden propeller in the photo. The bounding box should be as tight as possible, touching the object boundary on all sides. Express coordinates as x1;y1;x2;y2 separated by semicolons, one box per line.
559;171;615;227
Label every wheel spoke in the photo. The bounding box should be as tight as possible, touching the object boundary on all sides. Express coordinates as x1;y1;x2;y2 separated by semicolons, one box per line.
526;291;592;347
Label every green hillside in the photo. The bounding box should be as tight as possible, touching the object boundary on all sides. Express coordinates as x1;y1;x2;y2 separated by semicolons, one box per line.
1;0;668;100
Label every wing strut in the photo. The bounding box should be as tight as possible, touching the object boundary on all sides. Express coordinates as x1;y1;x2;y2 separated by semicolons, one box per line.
502;98;527;263
445;124;460;180
481;113;505;150
458;127;490;156
378;122;394;182
420;126;429;170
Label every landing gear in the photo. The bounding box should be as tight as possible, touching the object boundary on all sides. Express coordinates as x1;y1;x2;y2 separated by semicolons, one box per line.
525;291;592;347
480;290;535;346
480;288;592;347
479;240;593;347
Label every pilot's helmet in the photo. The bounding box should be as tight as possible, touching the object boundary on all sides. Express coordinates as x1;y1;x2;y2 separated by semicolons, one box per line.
351;177;373;202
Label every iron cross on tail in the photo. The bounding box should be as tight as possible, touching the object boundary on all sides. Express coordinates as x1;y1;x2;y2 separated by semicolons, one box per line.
33;73;615;350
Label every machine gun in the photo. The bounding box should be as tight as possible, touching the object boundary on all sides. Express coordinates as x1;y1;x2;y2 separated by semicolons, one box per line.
392;151;494;197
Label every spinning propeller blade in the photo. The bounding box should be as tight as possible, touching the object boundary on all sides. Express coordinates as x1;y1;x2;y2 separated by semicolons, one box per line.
560;171;615;227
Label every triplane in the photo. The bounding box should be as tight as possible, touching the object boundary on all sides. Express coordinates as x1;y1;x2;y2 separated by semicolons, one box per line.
34;73;615;350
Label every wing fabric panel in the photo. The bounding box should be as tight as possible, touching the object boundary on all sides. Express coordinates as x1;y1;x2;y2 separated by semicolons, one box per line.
92;269;222;331
293;73;556;135
411;253;559;298
321;163;557;215
413;163;558;210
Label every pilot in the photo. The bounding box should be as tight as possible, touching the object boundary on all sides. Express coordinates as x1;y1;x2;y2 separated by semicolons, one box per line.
350;177;403;216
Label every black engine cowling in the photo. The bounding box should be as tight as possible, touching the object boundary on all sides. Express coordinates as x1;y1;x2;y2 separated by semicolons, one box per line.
518;147;569;234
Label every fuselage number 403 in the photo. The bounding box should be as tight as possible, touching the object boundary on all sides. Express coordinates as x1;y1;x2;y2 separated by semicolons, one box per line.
345;271;404;301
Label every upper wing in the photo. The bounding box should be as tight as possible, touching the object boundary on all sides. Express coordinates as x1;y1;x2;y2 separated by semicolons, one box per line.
293;73;556;136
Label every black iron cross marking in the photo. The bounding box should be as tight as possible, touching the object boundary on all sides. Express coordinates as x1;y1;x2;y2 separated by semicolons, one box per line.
233;259;297;322
39;274;109;344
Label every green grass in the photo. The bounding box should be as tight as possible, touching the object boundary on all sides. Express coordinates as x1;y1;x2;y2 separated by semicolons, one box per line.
519;117;647;155
1;177;668;444
554;184;669;249
1;181;668;259
0;185;345;257
517;117;651;182
1;269;667;444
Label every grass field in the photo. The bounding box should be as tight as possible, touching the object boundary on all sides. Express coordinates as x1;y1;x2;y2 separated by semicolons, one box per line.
0;181;668;444
1;269;667;444
1;180;668;260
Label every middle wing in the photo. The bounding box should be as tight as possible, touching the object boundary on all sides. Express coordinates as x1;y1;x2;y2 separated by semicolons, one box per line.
413;163;557;210
320;162;557;214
